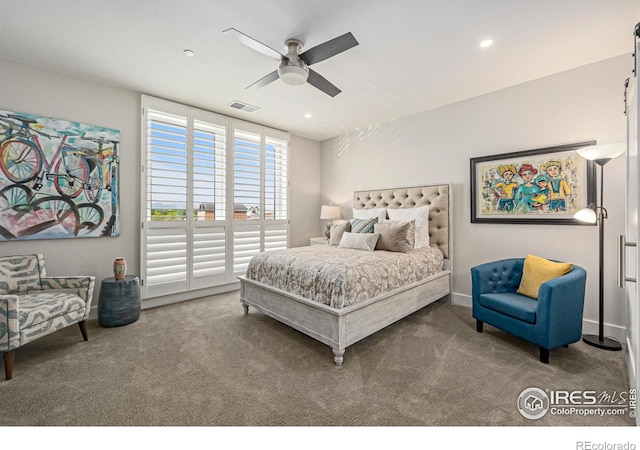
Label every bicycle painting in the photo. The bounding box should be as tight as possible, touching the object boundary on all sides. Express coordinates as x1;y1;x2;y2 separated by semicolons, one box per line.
0;109;120;240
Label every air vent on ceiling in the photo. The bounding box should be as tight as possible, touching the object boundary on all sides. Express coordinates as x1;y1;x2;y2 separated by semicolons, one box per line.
228;100;260;113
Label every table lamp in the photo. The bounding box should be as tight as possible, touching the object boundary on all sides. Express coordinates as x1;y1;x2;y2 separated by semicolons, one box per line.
320;204;341;238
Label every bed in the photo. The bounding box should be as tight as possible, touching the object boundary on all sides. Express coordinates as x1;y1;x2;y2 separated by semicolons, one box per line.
238;183;452;365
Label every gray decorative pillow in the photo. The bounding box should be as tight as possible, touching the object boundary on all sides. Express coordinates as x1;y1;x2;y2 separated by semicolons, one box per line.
374;221;409;253
380;219;415;252
350;217;378;233
329;221;351;246
338;232;380;251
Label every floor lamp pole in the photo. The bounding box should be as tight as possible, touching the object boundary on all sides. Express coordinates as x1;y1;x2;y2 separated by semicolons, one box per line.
582;160;622;351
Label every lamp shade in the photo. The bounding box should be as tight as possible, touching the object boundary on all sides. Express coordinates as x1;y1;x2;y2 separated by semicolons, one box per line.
320;205;341;220
573;207;597;224
576;143;625;162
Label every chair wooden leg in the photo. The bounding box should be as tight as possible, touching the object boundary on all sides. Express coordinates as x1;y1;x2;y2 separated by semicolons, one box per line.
4;350;14;380
539;347;549;364
78;321;89;341
476;319;483;333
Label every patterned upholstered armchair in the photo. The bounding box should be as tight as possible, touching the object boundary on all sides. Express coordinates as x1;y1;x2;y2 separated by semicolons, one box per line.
0;254;95;380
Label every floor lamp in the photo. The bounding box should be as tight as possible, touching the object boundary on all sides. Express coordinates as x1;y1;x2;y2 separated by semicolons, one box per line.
573;143;625;351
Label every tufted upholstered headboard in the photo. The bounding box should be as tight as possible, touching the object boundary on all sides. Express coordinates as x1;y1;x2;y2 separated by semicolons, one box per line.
353;184;451;260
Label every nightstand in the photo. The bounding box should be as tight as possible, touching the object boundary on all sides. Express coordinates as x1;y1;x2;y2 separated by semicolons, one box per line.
98;275;141;327
310;237;329;246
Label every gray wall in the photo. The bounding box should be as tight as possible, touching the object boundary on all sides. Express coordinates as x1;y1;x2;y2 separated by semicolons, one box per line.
0;58;321;311
320;54;631;338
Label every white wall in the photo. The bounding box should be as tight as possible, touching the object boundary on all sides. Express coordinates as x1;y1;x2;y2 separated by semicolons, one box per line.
320;54;631;338
289;135;321;247
0;58;320;311
0;59;140;300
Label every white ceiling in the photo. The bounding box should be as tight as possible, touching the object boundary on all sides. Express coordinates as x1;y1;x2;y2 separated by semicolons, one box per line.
0;0;638;142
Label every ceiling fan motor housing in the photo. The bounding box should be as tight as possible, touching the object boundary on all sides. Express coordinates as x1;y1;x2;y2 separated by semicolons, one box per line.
278;39;309;85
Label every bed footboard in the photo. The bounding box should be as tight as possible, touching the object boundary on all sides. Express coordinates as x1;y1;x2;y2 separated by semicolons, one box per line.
239;270;451;365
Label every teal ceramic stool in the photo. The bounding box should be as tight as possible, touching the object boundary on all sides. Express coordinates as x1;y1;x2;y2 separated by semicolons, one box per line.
98;275;141;327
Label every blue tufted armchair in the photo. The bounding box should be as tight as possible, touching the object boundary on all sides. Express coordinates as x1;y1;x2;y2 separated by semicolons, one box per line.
471;258;586;363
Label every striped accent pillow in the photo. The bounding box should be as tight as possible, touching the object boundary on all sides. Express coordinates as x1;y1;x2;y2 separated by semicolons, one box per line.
350;217;377;233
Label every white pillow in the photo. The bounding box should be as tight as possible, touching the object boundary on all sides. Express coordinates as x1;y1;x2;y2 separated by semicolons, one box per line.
353;207;387;221
387;205;430;248
338;231;380;251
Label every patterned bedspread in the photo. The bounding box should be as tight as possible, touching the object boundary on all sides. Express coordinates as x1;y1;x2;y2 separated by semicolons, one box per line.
245;246;444;309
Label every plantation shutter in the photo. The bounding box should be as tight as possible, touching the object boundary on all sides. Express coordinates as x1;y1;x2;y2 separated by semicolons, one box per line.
232;123;289;275
233;125;263;274
144;108;189;295
191;114;227;289
142;97;229;297
141;96;289;299
264;135;288;251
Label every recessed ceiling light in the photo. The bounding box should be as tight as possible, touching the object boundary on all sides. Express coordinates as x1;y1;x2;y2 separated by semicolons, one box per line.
183;49;195;57
304;113;312;119
480;39;493;48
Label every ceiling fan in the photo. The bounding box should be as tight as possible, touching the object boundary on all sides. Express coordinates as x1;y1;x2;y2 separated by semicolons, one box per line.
223;28;359;97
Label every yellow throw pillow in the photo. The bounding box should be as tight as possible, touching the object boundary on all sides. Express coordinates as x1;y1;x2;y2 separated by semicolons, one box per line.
517;254;573;299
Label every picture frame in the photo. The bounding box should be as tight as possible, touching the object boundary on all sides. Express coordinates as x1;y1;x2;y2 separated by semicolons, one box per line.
0;109;120;240
470;141;596;225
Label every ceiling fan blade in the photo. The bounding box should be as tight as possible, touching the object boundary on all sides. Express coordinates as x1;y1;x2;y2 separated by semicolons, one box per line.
307;69;341;97
223;28;284;61
247;70;280;89
300;32;359;66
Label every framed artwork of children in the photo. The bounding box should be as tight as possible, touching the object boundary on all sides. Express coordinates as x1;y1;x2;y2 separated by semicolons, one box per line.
470;141;597;225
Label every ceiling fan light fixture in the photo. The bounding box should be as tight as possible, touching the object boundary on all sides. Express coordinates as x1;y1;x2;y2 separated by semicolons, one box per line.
278;64;308;86
480;39;493;48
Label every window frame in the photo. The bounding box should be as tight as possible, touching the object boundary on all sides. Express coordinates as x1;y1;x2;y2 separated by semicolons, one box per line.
141;96;289;299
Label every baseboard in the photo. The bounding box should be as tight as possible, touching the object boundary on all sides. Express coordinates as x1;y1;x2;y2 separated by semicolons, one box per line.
451;292;471;308
142;282;241;310
450;292;626;342
87;282;241;320
581;317;626;342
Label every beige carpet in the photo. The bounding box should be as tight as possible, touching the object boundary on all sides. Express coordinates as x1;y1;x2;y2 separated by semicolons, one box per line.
0;291;634;426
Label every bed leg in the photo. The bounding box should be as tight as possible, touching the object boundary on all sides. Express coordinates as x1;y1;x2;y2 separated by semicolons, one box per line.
332;348;345;366
242;303;249;315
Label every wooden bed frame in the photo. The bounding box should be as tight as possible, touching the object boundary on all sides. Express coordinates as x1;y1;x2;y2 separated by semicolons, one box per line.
238;183;452;365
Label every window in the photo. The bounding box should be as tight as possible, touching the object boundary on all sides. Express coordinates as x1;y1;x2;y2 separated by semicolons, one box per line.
232;122;289;274
141;96;288;298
